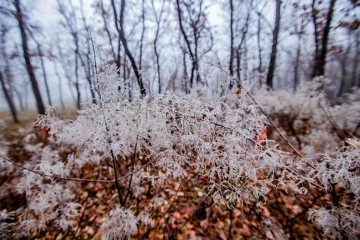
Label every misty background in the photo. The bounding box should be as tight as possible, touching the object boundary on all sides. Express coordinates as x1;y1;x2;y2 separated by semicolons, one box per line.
0;0;359;114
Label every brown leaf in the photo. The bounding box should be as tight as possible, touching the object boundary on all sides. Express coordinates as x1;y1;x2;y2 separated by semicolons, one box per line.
242;224;251;237
173;211;182;221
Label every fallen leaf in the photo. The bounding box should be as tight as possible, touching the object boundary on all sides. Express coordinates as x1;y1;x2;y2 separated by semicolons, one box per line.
345;138;360;149
242;224;251;236
173;211;182;221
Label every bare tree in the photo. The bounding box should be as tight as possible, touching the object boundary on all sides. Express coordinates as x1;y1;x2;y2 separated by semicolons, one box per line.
57;0;82;109
55;34;77;107
351;30;360;88
139;0;145;73
235;1;251;89
80;0;97;104
292;17;306;91
99;0;117;62
266;0;281;89
229;0;235;89
28;31;52;106
0;70;19;123
0;26;19;122
53;60;65;110
151;0;165;94
176;0;213;89
111;0;146;97
14;0;45;114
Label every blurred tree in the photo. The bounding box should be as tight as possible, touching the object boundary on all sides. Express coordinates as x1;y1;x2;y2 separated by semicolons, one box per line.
311;0;337;78
13;0;45;114
176;0;213;89
266;0;281;89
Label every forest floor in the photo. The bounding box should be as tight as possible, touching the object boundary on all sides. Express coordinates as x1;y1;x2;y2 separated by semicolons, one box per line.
0;113;329;240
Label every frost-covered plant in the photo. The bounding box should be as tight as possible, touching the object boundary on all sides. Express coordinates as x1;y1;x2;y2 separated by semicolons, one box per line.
0;121;13;176
0;209;14;238
12;64;358;239
251;77;347;155
101;207;138;240
42;65;309;203
16;145;81;235
28;64;316;238
310;146;360;239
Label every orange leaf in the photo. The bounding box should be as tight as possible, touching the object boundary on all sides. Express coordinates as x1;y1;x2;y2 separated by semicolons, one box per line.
256;125;267;145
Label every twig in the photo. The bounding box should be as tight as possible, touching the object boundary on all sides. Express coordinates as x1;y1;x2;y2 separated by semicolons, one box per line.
318;100;346;140
122;135;139;207
228;208;233;239
0;154;113;183
0;153;152;184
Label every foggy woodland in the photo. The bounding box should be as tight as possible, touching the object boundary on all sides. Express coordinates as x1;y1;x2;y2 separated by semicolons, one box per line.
0;0;358;117
0;0;360;239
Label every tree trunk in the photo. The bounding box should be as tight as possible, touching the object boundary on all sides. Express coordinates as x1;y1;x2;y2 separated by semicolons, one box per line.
111;0;146;97
182;48;188;94
0;70;19;123
15;88;24;111
139;0;145;72
100;0;116;61
236;9;250;88
352;31;359;88
80;0;96;104
75;46;81;110
54;61;65;109
257;13;263;86
29;32;52;106
14;0;45;114
294;36;301;91
266;0;281;89
151;0;165;94
311;0;337;78
39;47;52;106
176;0;195;89
236;49;242;85
228;0;234;89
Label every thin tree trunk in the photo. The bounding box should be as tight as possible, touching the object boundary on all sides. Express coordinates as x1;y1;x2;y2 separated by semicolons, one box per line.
54;61;65;109
0;70;19;123
15;89;24;111
236;49;242;86
80;0;96;104
182;48;188;94
39;47;52;106
294;36;301;91
257;12;263;86
338;46;350;97
75;46;81;110
154;40;161;94
100;0;116;61
151;0;165;94
176;0;195;89
139;0;145;72
29;33;52;106
14;0;45;114
24;80;29;110
228;0;234;89
352;31;359;88
266;0;281;89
